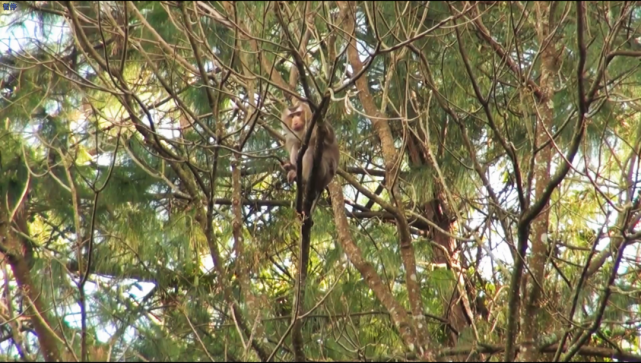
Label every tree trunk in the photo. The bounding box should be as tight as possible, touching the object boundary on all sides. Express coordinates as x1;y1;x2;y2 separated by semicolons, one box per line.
407;130;472;345
520;2;561;361
1;196;61;362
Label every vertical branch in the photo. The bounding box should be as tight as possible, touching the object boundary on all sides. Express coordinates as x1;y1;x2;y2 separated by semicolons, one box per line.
505;2;590;361
290;95;330;362
179;3;219;118
55;145;89;362
231;149;266;360
275;2;318;104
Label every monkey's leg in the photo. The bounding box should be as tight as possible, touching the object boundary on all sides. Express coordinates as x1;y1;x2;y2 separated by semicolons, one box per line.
302;149;314;182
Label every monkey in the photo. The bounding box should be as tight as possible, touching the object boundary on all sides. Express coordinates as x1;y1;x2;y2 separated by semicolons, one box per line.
281;101;340;208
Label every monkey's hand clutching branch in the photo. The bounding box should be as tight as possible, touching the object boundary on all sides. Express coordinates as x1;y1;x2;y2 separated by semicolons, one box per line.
280;156;297;184
278;158;296;183
281;96;339;216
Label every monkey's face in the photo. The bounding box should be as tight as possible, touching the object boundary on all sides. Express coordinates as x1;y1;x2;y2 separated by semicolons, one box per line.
289;107;306;132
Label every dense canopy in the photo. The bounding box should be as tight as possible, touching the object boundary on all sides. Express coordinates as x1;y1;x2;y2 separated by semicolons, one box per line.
1;1;641;362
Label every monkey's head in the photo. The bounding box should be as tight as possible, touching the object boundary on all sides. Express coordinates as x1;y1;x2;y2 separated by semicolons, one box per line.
284;102;313;134
287;105;306;132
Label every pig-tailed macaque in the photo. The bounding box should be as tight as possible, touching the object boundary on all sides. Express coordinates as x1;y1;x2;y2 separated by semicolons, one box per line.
281;101;340;205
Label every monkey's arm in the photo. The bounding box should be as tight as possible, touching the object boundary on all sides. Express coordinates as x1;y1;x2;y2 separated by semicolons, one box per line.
285;135;301;168
284;135;301;183
289;144;299;167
